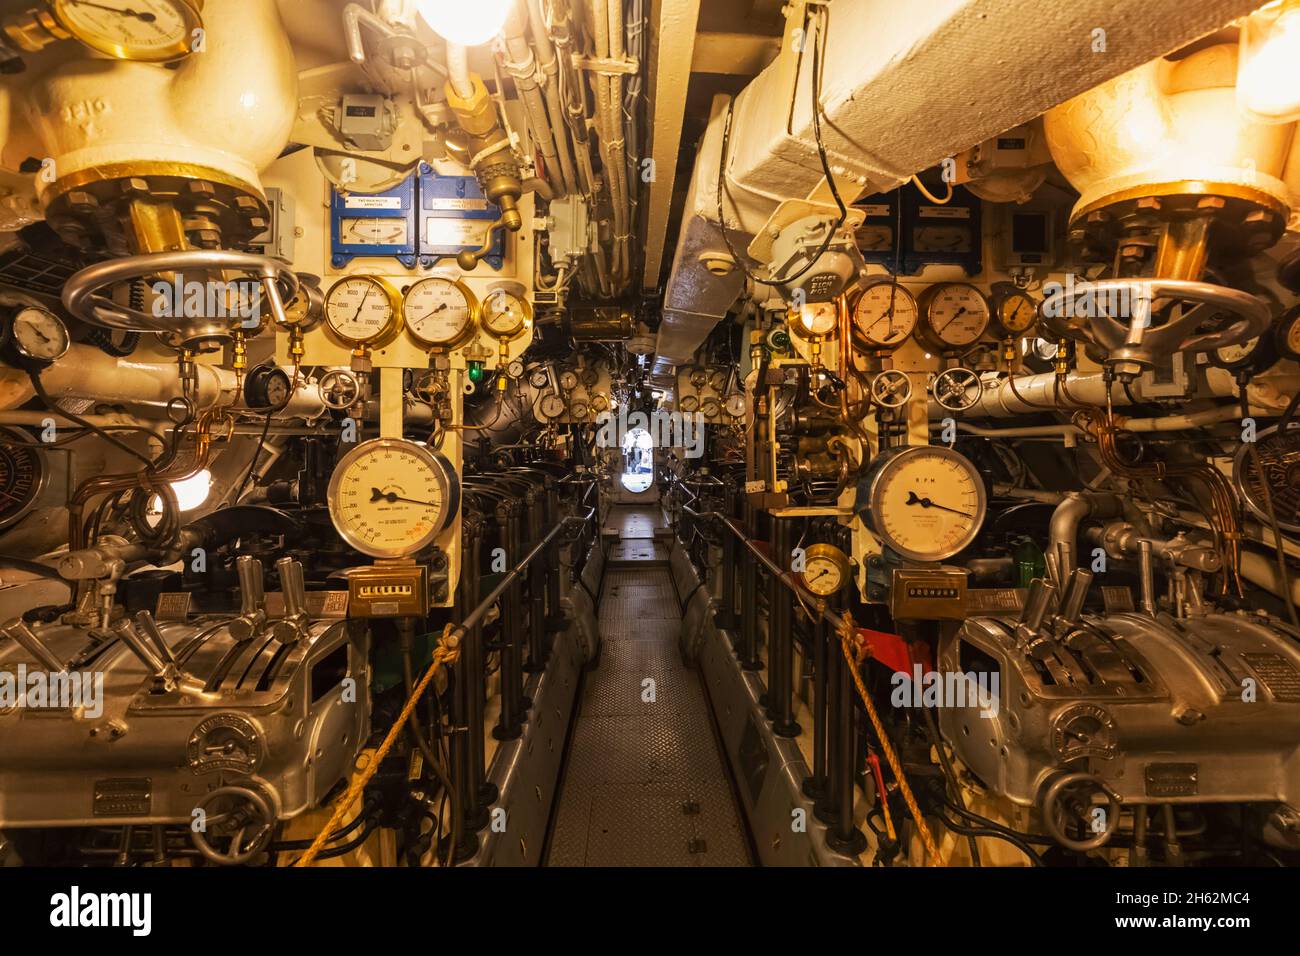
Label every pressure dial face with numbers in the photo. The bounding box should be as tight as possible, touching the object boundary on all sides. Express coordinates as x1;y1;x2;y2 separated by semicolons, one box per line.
852;281;918;348
482;289;532;339
403;277;477;349
51;0;202;62
327;439;458;559
324;275;402;347
918;283;991;349
800;543;852;596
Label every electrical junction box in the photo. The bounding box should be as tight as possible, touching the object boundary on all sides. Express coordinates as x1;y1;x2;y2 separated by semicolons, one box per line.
418;163;505;271
330;172;418;268
337;93;396;152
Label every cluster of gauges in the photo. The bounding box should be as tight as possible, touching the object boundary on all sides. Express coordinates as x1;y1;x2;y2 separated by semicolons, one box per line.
527;363;610;423
322;275;532;352
788;279;1038;352
675;365;746;421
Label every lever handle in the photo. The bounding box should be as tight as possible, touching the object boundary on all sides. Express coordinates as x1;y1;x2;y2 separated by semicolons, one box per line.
1019;578;1056;632
111;617;166;677
237;555;265;617
1058;568;1094;626
277;557;308;620
133;610;176;666
1;618;65;673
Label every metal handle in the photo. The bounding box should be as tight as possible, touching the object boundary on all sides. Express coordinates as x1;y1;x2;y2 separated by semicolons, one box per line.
1;618;65;673
133;610;176;666
111;617;166;677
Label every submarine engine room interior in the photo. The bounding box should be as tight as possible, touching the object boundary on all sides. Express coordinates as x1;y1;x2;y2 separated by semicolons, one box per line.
0;0;1297;872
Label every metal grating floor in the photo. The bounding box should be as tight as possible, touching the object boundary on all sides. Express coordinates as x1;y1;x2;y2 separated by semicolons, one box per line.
544;512;752;867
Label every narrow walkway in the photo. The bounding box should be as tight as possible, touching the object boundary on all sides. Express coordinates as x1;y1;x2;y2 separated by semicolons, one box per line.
544;506;752;866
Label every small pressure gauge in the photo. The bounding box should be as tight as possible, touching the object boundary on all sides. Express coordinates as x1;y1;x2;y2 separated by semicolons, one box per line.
482;288;532;340
790;300;839;339
1276;304;1300;362
403;276;478;350
709;369;730;392
916;282;991;351
539;392;566;419
529;368;551;389
5;305;69;366
1208;332;1278;373
570;399;590;421
725;393;748;418
990;286;1038;338
800;543;852;597
678;394;700;413
559;370;579;391
42;0;203;62
591;394;610;413
324;275;402;348
689;367;710;388
580;367;599;388
243;365;292;410
851;280;918;349
506;359;526;379
700;398;721;419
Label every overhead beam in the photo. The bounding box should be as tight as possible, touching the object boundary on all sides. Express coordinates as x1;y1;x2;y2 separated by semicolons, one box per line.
640;0;701;292
690;31;781;76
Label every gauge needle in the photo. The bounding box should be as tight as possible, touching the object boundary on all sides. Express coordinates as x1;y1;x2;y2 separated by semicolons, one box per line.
417;303;449;323
905;490;973;519
937;306;968;334
371;488;438;508
68;0;158;21
350;286;376;324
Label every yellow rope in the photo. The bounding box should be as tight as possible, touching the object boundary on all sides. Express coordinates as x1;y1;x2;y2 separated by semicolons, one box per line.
836;616;941;864
295;624;461;867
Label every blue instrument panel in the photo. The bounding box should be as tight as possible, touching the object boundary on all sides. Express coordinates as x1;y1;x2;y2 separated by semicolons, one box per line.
330;163;504;271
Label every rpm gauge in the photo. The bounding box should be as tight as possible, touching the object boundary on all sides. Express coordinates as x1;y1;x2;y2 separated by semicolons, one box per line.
404;277;477;349
324;275;402;348
859;445;987;562
851;280;917;349
917;282;991;351
327;439;459;559
49;0;202;62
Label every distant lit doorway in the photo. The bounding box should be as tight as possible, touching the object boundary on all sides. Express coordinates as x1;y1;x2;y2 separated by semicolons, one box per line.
620;426;654;493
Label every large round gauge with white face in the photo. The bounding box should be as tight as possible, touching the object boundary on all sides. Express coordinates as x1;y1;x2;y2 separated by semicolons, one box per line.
404;277;477;349
917;283;991;350
852;281;917;349
327;439;459;559
860;445;986;562
481;289;532;340
50;0;202;62
324;275;402;348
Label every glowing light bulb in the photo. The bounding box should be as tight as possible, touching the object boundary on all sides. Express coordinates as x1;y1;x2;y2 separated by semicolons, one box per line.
150;469;213;516
1238;1;1300;123
416;0;511;46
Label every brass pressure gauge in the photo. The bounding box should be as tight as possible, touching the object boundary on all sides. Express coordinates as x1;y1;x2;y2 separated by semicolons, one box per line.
324;275;403;349
990;287;1038;338
800;543;852;597
481;288;532;341
403;276;478;350
851;280;918;349
789;300;839;339
916;282;991;351
8;0;205;62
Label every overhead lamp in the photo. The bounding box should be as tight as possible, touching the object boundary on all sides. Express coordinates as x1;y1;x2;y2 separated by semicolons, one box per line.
416;0;511;46
150;469;213;518
1238;0;1300;123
